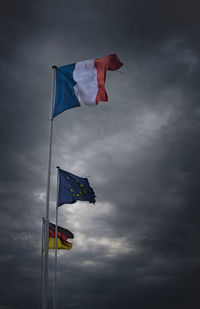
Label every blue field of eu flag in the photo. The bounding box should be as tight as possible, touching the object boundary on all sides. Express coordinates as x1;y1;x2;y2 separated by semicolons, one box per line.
57;168;96;206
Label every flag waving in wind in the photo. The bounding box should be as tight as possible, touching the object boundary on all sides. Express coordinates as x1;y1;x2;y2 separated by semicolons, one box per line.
53;54;123;117
48;222;74;250
57;168;96;206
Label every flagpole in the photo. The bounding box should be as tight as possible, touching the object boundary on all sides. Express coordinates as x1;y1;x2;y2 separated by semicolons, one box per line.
40;217;45;309
54;166;60;309
43;65;57;309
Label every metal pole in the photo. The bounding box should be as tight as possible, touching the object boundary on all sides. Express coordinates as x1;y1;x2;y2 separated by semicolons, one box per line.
40;217;45;309
43;65;57;309
54;167;60;309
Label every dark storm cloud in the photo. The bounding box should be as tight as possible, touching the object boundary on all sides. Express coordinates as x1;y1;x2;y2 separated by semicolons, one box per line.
0;0;200;308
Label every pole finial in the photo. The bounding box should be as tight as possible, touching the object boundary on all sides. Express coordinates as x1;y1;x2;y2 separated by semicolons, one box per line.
52;65;57;69
56;166;60;169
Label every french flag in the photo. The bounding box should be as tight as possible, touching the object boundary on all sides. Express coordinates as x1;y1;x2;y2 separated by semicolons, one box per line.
53;54;123;118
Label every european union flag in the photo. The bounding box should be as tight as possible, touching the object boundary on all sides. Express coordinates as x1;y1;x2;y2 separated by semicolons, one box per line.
57;168;96;206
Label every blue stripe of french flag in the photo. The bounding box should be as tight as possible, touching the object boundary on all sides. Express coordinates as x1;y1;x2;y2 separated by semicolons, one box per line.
53;54;123;118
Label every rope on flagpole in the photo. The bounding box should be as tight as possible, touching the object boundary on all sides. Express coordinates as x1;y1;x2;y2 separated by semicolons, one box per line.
43;65;57;309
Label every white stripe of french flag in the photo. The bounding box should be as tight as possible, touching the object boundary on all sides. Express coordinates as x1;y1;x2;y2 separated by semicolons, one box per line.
73;54;123;106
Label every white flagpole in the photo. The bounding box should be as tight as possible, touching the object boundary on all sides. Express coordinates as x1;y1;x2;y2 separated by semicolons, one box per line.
43;65;57;309
40;217;45;309
54;166;60;309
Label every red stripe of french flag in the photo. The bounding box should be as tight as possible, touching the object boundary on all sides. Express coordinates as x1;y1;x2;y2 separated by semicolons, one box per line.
95;54;123;104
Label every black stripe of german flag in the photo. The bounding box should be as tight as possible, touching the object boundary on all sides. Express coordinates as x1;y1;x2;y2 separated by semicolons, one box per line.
49;223;74;239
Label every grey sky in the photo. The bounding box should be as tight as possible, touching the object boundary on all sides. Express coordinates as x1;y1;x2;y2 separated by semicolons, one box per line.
0;1;200;308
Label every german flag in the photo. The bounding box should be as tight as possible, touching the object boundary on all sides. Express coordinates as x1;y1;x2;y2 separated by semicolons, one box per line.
49;222;74;250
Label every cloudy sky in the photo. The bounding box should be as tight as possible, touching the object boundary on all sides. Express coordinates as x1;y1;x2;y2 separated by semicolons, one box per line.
1;0;200;308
